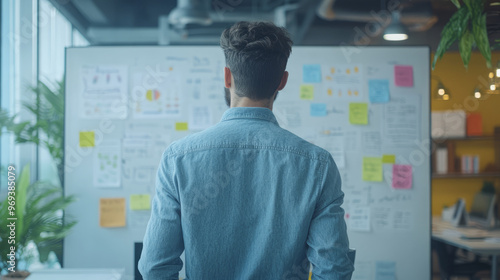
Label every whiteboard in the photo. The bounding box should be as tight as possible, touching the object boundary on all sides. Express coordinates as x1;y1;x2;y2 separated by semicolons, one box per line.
64;46;430;280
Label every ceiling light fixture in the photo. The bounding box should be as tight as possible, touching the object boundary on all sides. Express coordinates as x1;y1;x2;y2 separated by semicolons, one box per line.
168;0;212;28
383;11;408;41
473;87;482;99
432;76;450;101
488;68;499;94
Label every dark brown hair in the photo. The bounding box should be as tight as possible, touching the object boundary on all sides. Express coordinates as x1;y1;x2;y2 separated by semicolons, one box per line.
220;21;293;100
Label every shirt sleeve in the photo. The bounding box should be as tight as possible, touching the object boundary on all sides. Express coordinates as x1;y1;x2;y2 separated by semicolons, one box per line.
307;154;355;280
138;152;184;280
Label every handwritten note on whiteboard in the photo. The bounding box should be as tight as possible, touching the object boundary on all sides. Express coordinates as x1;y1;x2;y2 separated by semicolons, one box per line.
79;131;95;148
392;164;412;189
300;85;314;100
349;207;371;232
99;198;126;227
80;65;128;119
94;143;121;188
368;79;390;103
310;103;327;117
349;103;368;125
394;65;414;87
362;157;383;182
382;95;420;148
130;194;151;210
302;64;322;83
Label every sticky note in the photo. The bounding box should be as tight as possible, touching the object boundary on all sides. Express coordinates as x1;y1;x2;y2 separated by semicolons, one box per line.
392;164;412;189
382;154;396;164
349;103;368;125
79;131;95;147
99;198;126;227
362;157;383;182
302;64;322;83
375;261;396;280
175;122;188;131
130;194;151;210
299;85;314;100
310;103;327;117
369;79;390;103
394;65;413;87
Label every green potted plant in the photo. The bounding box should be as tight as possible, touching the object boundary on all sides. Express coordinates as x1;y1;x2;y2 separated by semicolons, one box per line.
432;0;499;69
0;165;76;279
0;80;65;185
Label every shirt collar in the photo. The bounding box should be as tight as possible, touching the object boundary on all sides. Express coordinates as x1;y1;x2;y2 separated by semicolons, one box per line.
220;107;279;126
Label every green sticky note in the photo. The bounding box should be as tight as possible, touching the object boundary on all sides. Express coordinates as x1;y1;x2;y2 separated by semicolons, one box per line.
175;122;188;131
362;157;383;182
349;103;368;125
130;194;151;210
300;85;314;100
382;154;396;164
79;131;95;147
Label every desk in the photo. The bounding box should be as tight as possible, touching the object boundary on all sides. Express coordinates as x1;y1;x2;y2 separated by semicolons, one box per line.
432;217;500;280
27;268;124;280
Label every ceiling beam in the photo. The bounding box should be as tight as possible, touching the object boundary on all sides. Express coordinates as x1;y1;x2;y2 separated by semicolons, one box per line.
86;27;158;45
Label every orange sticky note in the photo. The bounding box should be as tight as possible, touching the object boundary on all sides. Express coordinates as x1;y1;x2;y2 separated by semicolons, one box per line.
99;198;126;227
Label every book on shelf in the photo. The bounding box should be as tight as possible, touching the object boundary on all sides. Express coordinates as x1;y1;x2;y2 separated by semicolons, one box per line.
436;147;448;174
460;155;479;174
466;113;482;136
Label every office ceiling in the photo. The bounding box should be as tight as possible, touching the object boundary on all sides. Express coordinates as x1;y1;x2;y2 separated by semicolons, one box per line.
49;0;496;49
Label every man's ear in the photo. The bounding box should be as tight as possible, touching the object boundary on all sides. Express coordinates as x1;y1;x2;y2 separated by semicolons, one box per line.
224;67;232;88
277;71;289;91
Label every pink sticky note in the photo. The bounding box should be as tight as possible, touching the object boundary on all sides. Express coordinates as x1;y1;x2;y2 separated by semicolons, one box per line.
392;164;412;189
394;65;413;87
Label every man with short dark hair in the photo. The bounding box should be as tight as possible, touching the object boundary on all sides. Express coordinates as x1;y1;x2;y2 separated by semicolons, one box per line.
139;21;354;280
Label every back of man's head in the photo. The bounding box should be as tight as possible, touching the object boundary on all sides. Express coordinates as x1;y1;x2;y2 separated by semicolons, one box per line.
220;21;293;100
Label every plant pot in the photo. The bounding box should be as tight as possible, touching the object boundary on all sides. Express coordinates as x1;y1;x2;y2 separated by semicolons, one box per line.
1;271;31;280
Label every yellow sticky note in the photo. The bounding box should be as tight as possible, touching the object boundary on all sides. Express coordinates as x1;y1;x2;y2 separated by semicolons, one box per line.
79;131;95;147
99;198;126;227
130;194;151;210
362;157;383;182
349;103;368;125
382;154;396;164
300;85;314;100
175;122;188;131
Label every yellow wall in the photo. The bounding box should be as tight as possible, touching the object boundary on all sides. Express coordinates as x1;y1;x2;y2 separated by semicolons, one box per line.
431;51;500;215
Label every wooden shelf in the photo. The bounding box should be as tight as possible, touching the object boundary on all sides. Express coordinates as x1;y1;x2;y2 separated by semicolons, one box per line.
432;172;500;179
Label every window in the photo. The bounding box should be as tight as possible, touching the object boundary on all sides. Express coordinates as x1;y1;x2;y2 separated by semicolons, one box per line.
37;0;89;185
1;0;91;189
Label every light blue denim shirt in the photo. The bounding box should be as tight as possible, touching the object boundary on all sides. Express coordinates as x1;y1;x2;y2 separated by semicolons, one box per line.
139;107;354;280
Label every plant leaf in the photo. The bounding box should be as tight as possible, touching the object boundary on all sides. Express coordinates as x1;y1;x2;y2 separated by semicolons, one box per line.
472;13;492;68
15;165;31;244
450;0;461;9
459;29;474;69
433;6;470;69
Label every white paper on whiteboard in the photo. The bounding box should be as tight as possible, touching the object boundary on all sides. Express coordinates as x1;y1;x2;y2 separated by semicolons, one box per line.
80;65;128;119
348;207;371;232
382;95;420;148
94;142;121;188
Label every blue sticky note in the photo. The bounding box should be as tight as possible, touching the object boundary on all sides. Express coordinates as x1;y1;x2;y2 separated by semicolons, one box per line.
303;64;322;83
375;261;396;280
369;79;390;103
310;103;327;117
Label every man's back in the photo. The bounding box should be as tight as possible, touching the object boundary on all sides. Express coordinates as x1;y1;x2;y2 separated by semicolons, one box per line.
139;107;353;279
